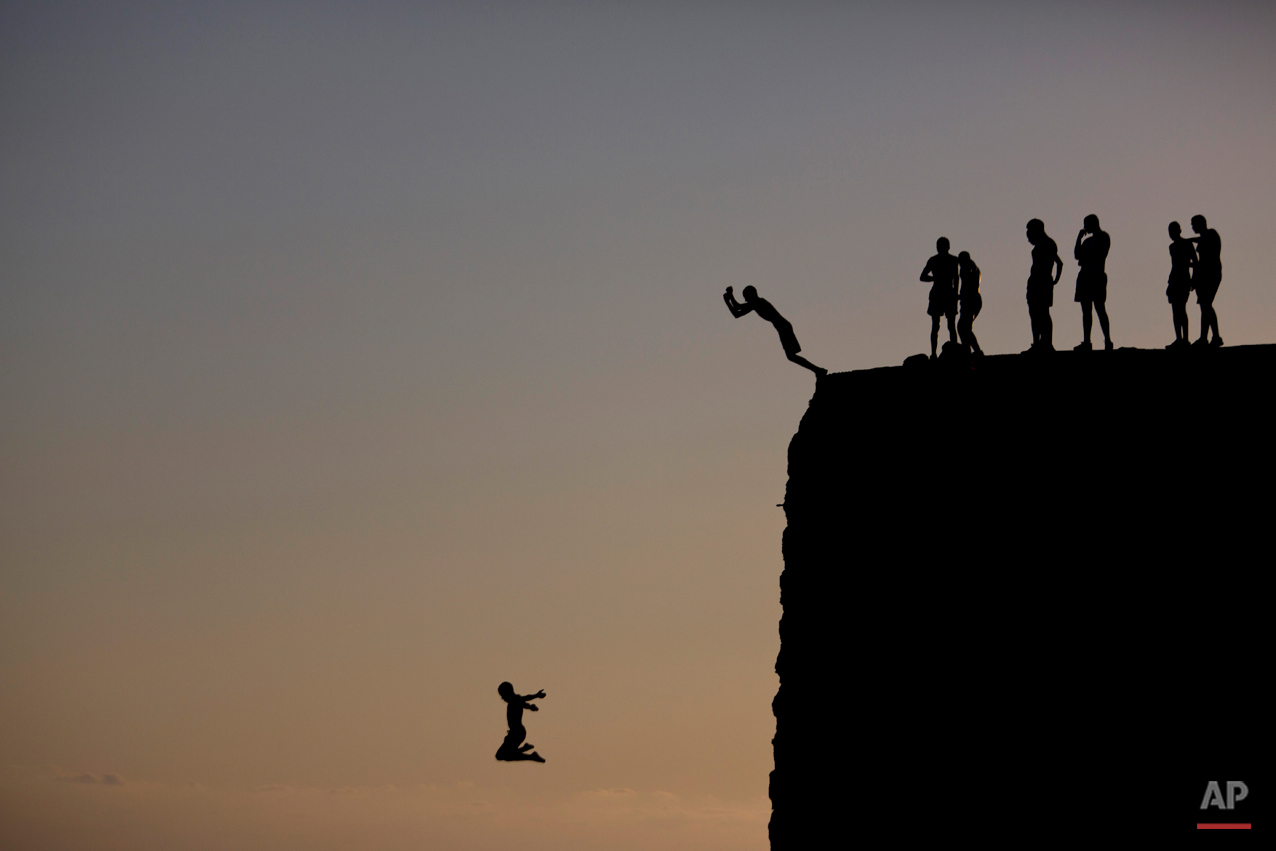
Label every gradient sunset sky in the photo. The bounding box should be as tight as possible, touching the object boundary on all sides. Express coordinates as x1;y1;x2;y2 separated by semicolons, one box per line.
3;2;1275;848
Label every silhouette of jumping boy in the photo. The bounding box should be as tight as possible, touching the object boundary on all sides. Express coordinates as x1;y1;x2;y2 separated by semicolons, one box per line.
1024;219;1063;352
723;286;827;376
1165;221;1196;347
495;682;546;763
919;237;960;359
1188;214;1223;347
1073;214;1113;351
956;251;983;356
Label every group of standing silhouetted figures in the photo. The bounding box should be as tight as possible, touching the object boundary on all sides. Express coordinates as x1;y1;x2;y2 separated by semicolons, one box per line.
721;214;1225;375
1015;214;1222;355
1168;216;1223;348
921;237;984;359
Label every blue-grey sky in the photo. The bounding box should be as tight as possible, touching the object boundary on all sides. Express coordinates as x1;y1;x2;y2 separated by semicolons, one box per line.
3;2;1275;848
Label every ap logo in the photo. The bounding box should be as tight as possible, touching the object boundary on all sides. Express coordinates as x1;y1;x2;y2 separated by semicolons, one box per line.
1200;781;1248;810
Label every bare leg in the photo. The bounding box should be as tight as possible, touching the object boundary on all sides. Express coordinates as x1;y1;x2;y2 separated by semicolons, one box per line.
930;316;940;359
1081;302;1093;345
1204;305;1220;341
499;749;545;762
496;727;541;762
946;313;958;345
1095;302;1111;346
1172;303;1188;342
958;313;980;354
1042;310;1053;349
786;352;827;376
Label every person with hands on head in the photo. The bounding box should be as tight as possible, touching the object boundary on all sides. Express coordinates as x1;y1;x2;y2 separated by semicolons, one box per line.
495;682;547;763
1073;214;1113;351
723;285;827;377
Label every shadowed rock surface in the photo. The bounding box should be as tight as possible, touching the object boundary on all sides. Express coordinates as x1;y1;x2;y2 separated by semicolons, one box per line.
769;345;1265;842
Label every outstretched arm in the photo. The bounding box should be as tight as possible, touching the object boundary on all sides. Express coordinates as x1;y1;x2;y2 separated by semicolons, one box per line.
520;690;546;701
723;288;753;318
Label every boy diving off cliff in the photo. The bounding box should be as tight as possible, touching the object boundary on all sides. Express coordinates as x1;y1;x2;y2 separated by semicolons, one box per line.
723;286;827;377
495;682;547;763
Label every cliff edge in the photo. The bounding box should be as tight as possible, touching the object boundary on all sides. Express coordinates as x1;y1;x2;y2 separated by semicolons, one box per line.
770;345;1266;842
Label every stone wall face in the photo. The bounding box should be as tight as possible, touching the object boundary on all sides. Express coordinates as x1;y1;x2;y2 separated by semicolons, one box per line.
768;347;1267;845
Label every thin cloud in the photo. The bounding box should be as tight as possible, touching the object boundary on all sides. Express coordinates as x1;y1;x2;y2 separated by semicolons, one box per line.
56;771;125;786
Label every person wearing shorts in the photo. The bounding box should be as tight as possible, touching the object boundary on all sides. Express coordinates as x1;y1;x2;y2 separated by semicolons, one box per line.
919;237;960;360
723;285;827;376
1188;214;1223;347
1073;214;1112;351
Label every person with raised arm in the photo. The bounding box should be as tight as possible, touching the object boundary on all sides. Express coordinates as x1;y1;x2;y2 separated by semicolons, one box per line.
495;682;547;763
1073;214;1113;351
723;286;827;377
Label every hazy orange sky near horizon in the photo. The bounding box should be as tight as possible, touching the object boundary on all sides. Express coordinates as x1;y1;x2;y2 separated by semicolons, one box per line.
3;2;1276;848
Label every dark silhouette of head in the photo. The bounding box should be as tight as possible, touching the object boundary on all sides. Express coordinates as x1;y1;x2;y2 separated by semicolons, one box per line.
1169;221;1182;239
936;237;950;253
498;682;515;701
957;250;970;263
1191;214;1207;234
741;285;758;302
1026;219;1044;244
1083;214;1100;233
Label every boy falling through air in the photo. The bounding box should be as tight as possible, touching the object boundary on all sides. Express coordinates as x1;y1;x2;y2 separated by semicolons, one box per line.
723;286;827;377
495;682;547;763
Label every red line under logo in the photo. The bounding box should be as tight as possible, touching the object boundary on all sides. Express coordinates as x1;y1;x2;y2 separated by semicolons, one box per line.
1198;824;1251;829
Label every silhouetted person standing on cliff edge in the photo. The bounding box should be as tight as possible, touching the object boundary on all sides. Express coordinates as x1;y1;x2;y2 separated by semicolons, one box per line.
495;682;546;762
956;251;983;356
1025;219;1063;352
1188;215;1223;347
1073;214;1113;351
1165;221;1196;347
723;286;827;376
919;237;960;360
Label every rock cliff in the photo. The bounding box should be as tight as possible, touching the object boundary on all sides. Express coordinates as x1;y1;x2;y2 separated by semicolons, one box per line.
769;345;1266;842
